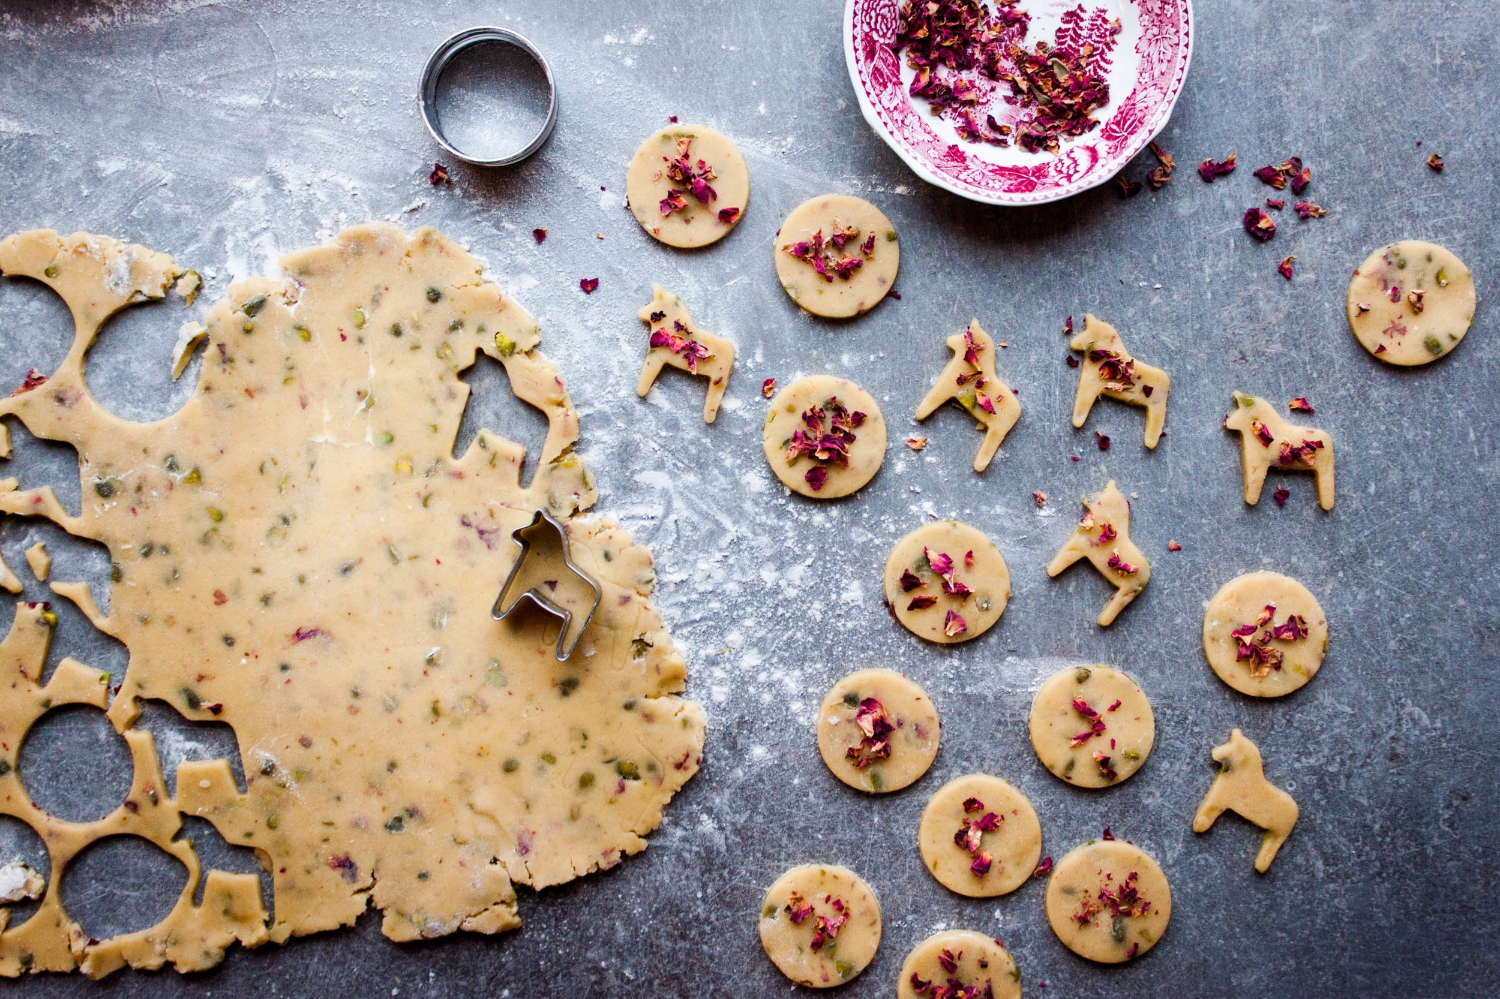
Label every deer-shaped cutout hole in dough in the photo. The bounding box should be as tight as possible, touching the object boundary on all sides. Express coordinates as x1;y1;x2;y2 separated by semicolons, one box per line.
1046;480;1151;626
914;320;1020;472
1069;314;1170;448
1223;392;1334;510
1192;728;1298;873
636;285;735;423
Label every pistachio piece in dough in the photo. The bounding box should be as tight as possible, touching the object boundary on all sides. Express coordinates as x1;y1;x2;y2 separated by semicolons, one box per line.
1029;665;1153;788
1068;314;1170;448
635;285;734;423
1347;240;1474;365
1223;392;1334;510
1193;729;1299;872
762;375;886;498
883;520;1009;644
1045;837;1171;963
759;864;881;988
1046;480;1150;627
896;930;1021;999
1203;570;1327;697
917;774;1041;898
816;668;940;794
775;195;898;318
626;124;748;248
914;320;1020;472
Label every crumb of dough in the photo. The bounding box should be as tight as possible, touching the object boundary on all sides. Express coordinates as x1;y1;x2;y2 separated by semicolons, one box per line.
23;542;48;582
1193;728;1298;872
173;269;201;306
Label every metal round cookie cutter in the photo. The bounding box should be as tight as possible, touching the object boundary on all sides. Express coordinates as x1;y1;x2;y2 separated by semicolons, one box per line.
418;26;557;167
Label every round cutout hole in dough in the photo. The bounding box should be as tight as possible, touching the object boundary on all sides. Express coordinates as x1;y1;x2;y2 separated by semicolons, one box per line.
816;669;940;794
1347;240;1474;365
1203;570;1327;698
896;930;1021;999
883;521;1008;644
1045;837;1171;963
625;124;748;249
917;774;1041;898
1029;665;1154;789
759;864;881;988
774;194;899;318
762;375;886;498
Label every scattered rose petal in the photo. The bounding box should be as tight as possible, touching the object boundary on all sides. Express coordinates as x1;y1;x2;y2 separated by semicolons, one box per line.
1167;539;1181;551
1116;176;1142;198
579;277;599;294
1101;826;1115;840
1096;431;1111;451
718;207;741;224
907;595;939;610
805;466;828;491
668;115;678;123
1243;207;1277;241
1032;490;1047;509
1197;153;1236;182
428;162;450;185
1253;163;1289;189
1066;354;1079;368
1265;198;1284;210
969;851;993;877
1063;315;1074;336
943;610;967;638
900;569;925;592
1278;255;1296;280
1106;551;1138;574
1273;485;1290;506
1293;200;1327;219
1033;856;1054;877
1427;152;1444;171
761;378;776;399
1288;396;1314;414
906;436;928;451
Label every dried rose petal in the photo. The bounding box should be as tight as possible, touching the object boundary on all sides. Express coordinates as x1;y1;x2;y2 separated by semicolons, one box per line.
1116;176;1142;198
1250;420;1274;447
1277;255;1296;280
1106;551;1138;575
1063;315;1074;336
910;972;932;992
786;890;814;924
962;797;984;814
926;549;954;577
900;569;925;592
1101;826;1115;841
907;595;938;610
1032;490;1047;509
964;550;975;566
579;277;599;294
1265;198;1284;210
718;207;741;224
906;436;928;451
762;377;776;398
1253;164;1287;189
429;162;450;185
805;466;829;491
1288;396;1314;414
1033;856;1054;877
1096;431;1111;451
1273;485;1290;506
1197;153;1236;182
532;228;547;244
969;851;993;877
1244;207;1277;241
12;368;46;395
1427;152;1444;171
943;610;968;638
1167;539;1182;552
1293;200;1327;219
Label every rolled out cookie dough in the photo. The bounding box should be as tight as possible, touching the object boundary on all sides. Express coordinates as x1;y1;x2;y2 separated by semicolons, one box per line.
917;774;1041;898
1029;665;1153;788
1347;240;1475;364
1045;838;1171;963
1203;570;1327;697
896;930;1021;999
884;520;1009;644
759;864;882;988
775;195;898;318
626;124;748;248
762;375;886;498
816;669;940;794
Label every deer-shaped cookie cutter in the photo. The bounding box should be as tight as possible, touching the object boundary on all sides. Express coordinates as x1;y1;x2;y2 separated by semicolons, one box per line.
491;509;601;661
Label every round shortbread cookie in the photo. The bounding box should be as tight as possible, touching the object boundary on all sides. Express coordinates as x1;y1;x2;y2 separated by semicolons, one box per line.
626;124;748;248
1347;240;1474;365
816;669;940;794
896;930;1021;999
762;375;886;498
1045;837;1171;963
917;774;1041;898
1029;665;1154;788
883;520;1009;644
1203;570;1327;698
759;864;882;988
774;194;898;318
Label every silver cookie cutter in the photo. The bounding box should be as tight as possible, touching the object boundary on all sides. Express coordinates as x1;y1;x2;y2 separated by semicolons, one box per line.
418;26;558;167
491;509;600;661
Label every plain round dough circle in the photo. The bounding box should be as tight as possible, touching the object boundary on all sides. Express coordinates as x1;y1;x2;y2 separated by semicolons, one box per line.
774;194;899;318
1029;665;1154;789
759;864;882;988
1046;838;1171;963
626;124;749;249
896;930;1021;999
917;774;1041;898
1203;570;1328;698
762;375;886;499
816;669;940;794
1346;240;1475;365
883;521;1009;644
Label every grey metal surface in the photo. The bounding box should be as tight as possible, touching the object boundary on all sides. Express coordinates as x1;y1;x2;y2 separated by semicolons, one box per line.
0;1;1495;996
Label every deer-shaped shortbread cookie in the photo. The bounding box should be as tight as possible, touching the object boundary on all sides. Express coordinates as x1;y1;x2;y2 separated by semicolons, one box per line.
636;285;735;423
1047;480;1151;626
1069;314;1169;448
1193;729;1299;873
1223;392;1334;510
914;320;1020;472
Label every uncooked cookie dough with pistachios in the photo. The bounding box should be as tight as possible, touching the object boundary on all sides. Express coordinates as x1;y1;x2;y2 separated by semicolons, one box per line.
626;124;749;248
1045;837;1172;963
896;930;1021;999
762;375;887;498
884;520;1009;644
1203;570;1328;697
759;864;882;988
918;774;1042;898
1030;665;1154;788
816;669;940;793
775;195;899;318
1347;240;1475;364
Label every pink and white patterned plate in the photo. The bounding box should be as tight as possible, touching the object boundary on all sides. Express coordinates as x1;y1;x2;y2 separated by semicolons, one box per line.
844;0;1193;205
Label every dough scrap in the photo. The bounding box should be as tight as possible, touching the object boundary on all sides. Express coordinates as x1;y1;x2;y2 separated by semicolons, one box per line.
759;864;881;988
917;774;1041;898
635;285;734;423
0;225;705;975
815;668;939;794
1029;665;1153;788
1044;837;1171;963
896;930;1021;999
1069;314;1169;448
23;543;48;582
774;195;898;318
883;520;1009;644
762;375;886;498
626;125;748;249
1347;240;1475;365
1046;480;1151;626
1223;392;1334;510
1202;570;1327;697
1192;729;1298;872
914;320;1021;472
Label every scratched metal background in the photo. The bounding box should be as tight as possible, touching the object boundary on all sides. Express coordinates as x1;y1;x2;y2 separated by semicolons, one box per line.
0;0;1496;996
